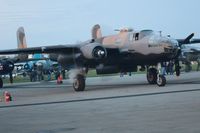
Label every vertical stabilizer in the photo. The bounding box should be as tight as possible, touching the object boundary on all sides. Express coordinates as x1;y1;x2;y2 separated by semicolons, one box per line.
16;27;28;61
17;27;27;49
92;24;102;40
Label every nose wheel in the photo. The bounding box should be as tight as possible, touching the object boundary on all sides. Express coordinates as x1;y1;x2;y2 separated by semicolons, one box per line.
157;75;166;86
147;68;166;87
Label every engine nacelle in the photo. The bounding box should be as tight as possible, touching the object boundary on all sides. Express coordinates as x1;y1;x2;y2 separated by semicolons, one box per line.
80;42;107;59
0;60;14;75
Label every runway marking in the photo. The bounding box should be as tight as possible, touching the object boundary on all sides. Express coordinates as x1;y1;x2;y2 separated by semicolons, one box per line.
0;88;200;109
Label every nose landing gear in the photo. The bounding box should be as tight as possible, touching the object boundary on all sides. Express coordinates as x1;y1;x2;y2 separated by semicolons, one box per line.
147;67;166;87
157;75;166;86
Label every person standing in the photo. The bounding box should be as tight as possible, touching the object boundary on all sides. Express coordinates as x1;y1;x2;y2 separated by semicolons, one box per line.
169;61;174;75
161;62;167;75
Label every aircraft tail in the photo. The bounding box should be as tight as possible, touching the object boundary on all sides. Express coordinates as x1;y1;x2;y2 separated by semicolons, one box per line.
91;24;102;40
17;27;27;49
16;27;28;62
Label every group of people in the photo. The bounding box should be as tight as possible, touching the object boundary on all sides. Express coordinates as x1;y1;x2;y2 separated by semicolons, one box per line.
28;63;66;82
29;63;44;82
160;61;174;75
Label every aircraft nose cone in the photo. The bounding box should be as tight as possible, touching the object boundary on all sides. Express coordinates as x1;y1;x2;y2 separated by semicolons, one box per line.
163;38;179;57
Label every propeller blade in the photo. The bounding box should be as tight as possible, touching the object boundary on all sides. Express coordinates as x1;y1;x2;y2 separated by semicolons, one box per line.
184;33;194;43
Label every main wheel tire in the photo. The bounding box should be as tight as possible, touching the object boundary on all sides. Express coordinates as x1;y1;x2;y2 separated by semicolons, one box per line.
73;75;85;92
147;68;158;84
157;75;166;87
0;78;3;88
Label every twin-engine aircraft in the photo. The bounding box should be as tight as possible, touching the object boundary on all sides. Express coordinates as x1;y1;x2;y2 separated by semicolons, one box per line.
0;24;200;91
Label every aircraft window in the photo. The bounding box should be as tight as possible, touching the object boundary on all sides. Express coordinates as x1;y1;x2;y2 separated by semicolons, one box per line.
139;30;154;39
140;30;153;35
135;33;139;41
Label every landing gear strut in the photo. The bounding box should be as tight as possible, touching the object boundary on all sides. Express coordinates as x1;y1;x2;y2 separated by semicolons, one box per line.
0;77;3;88
73;74;85;91
147;67;166;87
175;60;181;76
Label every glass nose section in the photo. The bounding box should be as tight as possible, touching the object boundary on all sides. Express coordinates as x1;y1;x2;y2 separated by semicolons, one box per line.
161;37;179;57
149;36;179;48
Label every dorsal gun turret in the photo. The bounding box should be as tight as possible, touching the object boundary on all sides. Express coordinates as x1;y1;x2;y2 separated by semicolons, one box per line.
115;28;133;33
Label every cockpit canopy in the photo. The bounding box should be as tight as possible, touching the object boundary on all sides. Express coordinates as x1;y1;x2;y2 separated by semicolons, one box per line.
139;30;154;39
133;30;154;41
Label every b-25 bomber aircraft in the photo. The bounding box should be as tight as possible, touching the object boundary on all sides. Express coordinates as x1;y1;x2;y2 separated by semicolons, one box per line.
0;24;200;91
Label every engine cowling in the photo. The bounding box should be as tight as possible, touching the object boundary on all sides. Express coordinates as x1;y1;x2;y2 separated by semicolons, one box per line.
0;60;14;75
80;42;107;59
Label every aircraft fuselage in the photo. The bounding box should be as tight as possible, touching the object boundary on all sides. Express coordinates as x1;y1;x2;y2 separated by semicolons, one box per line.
52;30;180;72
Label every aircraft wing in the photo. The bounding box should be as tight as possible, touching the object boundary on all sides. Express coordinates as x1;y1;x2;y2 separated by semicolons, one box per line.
190;39;200;44
0;45;80;55
15;57;50;63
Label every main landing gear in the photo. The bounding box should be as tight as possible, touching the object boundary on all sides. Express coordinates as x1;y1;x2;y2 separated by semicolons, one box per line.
71;66;166;92
147;67;166;87
73;74;85;91
70;68;87;92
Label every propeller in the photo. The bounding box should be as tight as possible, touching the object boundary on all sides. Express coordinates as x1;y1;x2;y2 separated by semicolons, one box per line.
183;33;194;44
174;33;195;76
177;33;194;46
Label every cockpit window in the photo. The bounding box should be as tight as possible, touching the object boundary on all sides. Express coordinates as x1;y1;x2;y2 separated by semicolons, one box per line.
133;30;154;41
139;30;154;39
140;30;154;34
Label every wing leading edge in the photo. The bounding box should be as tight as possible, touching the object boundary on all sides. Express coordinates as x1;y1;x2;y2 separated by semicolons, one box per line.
0;45;80;55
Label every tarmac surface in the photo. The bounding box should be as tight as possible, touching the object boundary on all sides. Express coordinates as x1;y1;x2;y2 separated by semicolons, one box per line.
0;72;200;133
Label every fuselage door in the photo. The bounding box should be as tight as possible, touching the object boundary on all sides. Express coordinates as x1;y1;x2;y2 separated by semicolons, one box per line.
135;33;139;41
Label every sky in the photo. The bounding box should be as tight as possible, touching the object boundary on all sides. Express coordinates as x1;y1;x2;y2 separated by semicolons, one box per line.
1;0;200;49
